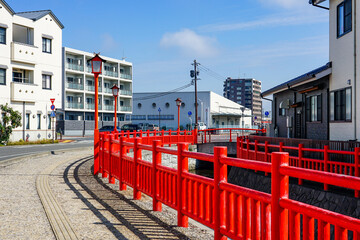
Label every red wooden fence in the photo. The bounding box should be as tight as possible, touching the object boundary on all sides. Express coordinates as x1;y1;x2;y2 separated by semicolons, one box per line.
238;136;360;197
97;131;360;240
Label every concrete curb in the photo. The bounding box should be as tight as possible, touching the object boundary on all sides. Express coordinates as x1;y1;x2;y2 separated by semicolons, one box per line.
0;146;93;167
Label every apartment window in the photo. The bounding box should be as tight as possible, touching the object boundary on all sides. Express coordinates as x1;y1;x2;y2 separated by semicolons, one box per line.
306;95;322;122
42;75;51;89
37;114;41;129
42;38;51;53
330;88;351;121
0;27;5;44
26;113;30;129
279;108;285;116
337;0;352;37
0;69;5;85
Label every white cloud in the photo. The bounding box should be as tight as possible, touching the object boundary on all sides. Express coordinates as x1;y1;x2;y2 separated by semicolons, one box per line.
258;0;305;9
160;29;219;58
199;12;328;32
100;33;118;52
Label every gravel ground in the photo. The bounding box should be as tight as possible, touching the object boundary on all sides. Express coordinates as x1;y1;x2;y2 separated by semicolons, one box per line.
0;148;214;240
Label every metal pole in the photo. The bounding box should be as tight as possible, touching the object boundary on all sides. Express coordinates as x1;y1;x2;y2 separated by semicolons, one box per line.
194;60;198;130
94;72;100;175
177;105;180;130
23;101;25;141
114;95;117;131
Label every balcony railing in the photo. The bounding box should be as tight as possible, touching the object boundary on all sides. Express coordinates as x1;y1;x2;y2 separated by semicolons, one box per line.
86;103;95;110
13;77;33;84
104;105;114;111
66;102;84;109
120;73;132;80
104;70;118;78
119;106;131;112
120;90;132;96
104;87;112;94
66;63;84;71
86;85;95;92
66;82;84;90
86;67;92;73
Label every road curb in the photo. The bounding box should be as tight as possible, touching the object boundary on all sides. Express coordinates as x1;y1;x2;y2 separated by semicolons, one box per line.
0;146;93;167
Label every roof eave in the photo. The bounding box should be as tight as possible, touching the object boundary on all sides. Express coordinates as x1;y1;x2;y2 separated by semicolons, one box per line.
0;0;15;15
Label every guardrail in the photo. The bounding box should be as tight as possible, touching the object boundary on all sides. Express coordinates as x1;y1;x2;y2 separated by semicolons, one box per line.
238;136;360;197
97;131;360;239
198;128;266;143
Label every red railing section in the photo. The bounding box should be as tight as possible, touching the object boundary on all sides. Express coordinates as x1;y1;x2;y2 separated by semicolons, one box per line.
97;130;360;239
238;136;360;197
198;128;266;143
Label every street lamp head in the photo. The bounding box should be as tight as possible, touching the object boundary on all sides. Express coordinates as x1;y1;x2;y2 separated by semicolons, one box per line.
175;98;182;106
88;53;106;74
111;84;120;97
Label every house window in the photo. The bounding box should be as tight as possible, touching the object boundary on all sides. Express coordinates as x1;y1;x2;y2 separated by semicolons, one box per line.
42;38;51;53
337;0;352;37
0;69;5;85
37;114;41;129
48;114;51;129
330;88;351;121
42;75;51;89
306;95;322;122
279;108;285;116
26;113;30;129
0;27;5;44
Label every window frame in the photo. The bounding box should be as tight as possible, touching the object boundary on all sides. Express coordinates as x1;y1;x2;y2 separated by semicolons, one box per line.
305;94;322;123
337;0;352;38
0;27;5;44
37;114;41;130
26;113;30;130
330;87;352;122
0;68;5;85
42;37;52;53
42;74;51;90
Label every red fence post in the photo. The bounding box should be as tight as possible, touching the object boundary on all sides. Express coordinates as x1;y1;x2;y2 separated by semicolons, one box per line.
279;142;284;152
355;147;359;197
100;133;104;176
109;134;115;184
119;137;126;191
237;137;240;159
152;140;162;211
298;144;303;185
271;152;289;240
229;129;232;142
177;142;189;227
133;138;142;200
254;140;258;161
246;138;250;160
204;130;207;144
103;133;109;178
265;141;269;162
324;145;329;191
162;129;166;146
214;146;228;240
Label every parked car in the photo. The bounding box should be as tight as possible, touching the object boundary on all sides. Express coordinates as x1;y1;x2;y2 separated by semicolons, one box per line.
193;122;207;130
147;124;159;131
99;126;121;132
121;124;141;131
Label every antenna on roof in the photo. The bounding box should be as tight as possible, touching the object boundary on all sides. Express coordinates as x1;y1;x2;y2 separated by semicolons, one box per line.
122;50;127;61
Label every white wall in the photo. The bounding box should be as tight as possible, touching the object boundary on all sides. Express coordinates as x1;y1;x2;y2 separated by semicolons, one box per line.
329;0;360;140
0;4;63;141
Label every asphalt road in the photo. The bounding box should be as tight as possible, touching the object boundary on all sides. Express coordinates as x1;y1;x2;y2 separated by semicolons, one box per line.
0;137;93;162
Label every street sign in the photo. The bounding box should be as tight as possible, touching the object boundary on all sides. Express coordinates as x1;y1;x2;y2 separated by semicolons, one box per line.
50;111;56;118
265;111;269;117
188;111;192;116
50;98;55;104
50;104;55;110
158;108;161;112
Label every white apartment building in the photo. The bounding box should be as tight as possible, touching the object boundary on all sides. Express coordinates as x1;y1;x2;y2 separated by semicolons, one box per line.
58;47;133;136
0;0;63;141
131;91;252;130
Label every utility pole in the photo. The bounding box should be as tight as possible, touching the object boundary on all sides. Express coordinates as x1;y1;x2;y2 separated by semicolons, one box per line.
191;60;200;129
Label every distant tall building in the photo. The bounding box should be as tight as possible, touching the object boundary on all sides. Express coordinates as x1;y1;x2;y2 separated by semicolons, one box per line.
223;78;262;125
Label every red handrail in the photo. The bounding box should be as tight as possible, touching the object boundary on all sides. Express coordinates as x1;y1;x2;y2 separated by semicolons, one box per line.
97;131;360;239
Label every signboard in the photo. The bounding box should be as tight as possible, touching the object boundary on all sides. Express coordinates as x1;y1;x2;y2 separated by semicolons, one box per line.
188;111;192;116
50;98;55;104
50;111;56;118
265;111;269;117
158;108;161;112
50;105;55;110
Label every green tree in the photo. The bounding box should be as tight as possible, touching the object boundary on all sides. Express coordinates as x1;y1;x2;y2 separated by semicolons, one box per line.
0;104;22;144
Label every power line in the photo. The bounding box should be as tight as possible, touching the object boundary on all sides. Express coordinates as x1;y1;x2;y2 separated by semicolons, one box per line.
133;82;193;101
197;64;226;82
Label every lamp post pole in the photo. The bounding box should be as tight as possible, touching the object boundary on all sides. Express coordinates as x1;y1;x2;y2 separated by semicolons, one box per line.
89;53;106;175
158;108;161;129
111;84;120;132
175;98;182;131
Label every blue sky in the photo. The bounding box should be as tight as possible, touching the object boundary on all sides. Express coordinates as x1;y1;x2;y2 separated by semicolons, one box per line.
7;0;329;111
